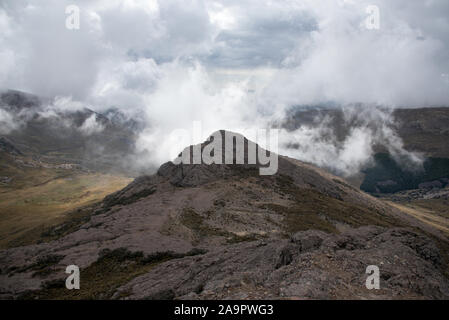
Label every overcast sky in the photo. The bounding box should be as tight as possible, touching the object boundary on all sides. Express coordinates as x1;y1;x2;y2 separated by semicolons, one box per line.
1;0;449;170
1;0;448;107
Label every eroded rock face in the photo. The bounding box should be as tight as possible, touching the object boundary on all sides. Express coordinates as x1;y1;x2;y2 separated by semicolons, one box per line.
114;227;449;300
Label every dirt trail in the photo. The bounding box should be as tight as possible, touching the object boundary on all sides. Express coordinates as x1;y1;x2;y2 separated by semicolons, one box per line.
387;201;449;236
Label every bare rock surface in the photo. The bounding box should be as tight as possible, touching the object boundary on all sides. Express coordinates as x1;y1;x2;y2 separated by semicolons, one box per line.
115;226;449;300
1;131;448;299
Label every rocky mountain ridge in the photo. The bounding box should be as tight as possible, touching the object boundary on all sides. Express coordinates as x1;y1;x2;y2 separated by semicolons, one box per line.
1;132;448;299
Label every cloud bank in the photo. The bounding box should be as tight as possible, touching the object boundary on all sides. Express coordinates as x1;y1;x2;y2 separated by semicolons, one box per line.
1;0;448;173
280;106;424;176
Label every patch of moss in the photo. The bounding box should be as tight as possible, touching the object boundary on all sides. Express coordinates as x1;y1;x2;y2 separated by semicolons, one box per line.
261;202;337;234
180;208;260;245
39;208;94;241
226;233;260;244
264;175;401;235
9;254;64;278
18;247;206;300
180;208;229;243
31;254;65;278
103;186;156;208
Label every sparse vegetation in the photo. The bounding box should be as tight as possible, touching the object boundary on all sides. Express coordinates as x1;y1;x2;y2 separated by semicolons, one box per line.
8;254;64;278
180;208;261;244
265;175;401;235
0;171;131;249
180;208;230;244
226;233;260;244
230;165;260;179
103;186;156;208
18;247;207;300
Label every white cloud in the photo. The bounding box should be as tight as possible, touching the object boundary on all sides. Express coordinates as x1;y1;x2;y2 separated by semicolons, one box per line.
78;113;105;135
0;109;18;134
259;0;449;108
0;0;447;171
2;0;448;106
279;106;424;176
133;61;262;165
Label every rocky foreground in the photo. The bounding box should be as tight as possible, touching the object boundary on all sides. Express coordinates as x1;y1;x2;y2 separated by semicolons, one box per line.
1;131;448;299
115;226;448;300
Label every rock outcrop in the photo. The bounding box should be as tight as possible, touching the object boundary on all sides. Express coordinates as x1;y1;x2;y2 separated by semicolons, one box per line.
114;226;449;300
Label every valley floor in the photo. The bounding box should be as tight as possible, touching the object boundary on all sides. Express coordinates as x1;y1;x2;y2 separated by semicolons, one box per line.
379;188;449;237
0;173;132;249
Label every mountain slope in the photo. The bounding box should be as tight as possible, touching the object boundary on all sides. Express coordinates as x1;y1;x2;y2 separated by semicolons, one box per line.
284;106;449;193
284;106;449;158
0;143;132;249
0;131;448;299
0;90;134;248
0;90;139;174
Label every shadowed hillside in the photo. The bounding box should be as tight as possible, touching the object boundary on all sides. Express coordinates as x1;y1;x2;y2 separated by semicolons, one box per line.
283;106;449;193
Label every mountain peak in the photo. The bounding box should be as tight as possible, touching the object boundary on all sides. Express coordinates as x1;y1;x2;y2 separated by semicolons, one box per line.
156;130;279;187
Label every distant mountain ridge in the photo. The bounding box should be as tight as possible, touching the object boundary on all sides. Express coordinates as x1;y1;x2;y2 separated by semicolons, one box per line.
284;105;449;158
2;90;449;191
283;106;449;193
0;90;140;175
